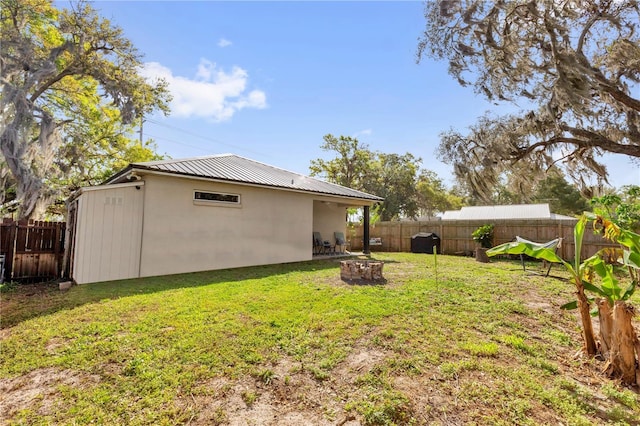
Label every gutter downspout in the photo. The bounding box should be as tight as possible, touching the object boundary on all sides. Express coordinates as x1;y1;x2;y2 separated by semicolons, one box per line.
137;183;146;279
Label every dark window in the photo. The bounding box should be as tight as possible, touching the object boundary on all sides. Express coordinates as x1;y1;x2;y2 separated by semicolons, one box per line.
194;191;240;204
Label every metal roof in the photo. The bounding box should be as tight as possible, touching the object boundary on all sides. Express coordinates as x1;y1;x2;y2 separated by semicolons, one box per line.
441;210;461;220
442;204;575;221
106;154;383;202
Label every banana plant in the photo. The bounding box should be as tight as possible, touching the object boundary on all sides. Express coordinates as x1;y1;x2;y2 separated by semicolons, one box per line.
588;213;640;385
487;214;598;355
560;249;636;310
487;212;640;359
589;212;640;291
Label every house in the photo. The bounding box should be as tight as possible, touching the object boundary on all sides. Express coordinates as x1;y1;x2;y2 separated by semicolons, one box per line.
441;204;575;221
67;154;383;284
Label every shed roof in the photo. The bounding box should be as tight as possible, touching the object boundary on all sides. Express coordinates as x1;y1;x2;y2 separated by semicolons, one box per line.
106;154;383;202
441;204;575;221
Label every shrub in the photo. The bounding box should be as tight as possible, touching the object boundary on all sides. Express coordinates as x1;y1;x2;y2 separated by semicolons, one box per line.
472;224;494;248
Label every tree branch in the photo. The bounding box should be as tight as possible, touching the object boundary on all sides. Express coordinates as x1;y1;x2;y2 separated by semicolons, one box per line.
28;68;75;103
576;15;598;55
517;126;640;159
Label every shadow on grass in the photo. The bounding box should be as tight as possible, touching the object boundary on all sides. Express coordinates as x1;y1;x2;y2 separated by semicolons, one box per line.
491;258;569;281
565;385;640;424
1;258;353;329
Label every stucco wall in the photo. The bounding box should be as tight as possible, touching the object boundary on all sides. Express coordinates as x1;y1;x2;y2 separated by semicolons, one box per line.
71;173;368;284
138;174;316;277
73;183;144;284
312;200;348;248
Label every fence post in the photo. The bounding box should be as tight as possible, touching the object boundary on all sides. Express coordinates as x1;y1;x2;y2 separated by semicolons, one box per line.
54;222;62;276
557;222;563;259
1;219;17;281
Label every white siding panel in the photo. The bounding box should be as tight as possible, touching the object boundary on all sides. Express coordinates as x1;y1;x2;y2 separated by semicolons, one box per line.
73;185;144;284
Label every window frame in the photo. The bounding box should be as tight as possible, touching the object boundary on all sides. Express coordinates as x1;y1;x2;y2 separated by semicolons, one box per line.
193;190;242;207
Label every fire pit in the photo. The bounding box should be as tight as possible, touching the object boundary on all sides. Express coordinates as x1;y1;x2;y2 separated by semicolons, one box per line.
340;260;384;282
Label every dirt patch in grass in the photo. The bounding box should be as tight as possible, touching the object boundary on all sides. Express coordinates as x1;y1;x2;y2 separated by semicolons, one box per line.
336;347;386;375
186;344;392;426
0;328;11;341
0;367;100;422
44;337;73;354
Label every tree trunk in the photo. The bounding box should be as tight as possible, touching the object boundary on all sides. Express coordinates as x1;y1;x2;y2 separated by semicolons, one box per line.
0;111;59;220
596;298;613;356
576;284;598;356
609;301;639;385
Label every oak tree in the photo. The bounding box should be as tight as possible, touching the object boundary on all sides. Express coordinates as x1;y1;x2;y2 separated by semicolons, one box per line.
368;152;422;221
1;0;169;219
310;134;425;220
419;0;640;197
416;170;463;218
309;134;375;190
532;169;590;216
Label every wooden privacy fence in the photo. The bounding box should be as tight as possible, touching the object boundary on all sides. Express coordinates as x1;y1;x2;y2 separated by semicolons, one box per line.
348;219;618;261
1;218;66;282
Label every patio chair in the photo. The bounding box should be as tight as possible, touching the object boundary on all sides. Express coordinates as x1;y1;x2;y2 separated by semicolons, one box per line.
313;232;333;255
515;236;562;276
334;232;349;254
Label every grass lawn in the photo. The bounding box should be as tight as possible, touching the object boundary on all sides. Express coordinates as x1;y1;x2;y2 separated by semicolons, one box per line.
1;253;639;425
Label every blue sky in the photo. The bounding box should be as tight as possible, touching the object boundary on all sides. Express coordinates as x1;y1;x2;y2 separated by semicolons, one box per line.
92;1;638;189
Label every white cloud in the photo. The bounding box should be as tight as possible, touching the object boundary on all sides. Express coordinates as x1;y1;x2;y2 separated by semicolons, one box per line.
141;60;267;121
217;38;232;48
354;129;373;138
195;59;214;81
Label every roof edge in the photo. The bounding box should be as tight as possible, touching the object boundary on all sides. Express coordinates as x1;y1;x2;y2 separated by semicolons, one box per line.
102;154;384;202
109;167;384;203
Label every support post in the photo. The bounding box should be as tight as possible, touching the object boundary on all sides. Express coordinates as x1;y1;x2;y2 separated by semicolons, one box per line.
363;205;371;255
